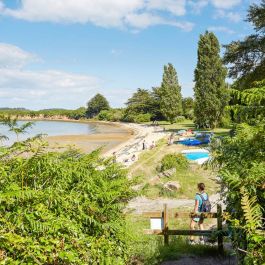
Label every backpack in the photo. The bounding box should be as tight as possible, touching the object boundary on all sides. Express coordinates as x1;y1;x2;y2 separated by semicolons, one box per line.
198;193;211;212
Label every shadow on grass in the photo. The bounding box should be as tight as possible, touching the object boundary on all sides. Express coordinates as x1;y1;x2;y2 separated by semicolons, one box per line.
160;237;219;258
141;236;231;264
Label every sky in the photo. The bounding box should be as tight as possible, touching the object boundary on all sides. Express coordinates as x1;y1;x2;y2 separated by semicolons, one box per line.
0;0;258;110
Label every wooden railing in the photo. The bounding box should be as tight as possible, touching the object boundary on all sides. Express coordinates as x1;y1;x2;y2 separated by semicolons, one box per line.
143;204;226;254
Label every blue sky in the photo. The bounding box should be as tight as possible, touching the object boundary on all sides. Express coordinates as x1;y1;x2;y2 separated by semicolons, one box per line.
0;0;257;110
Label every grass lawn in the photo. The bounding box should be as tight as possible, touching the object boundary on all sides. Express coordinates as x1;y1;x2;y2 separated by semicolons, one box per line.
129;137;219;200
126;214;228;265
149;119;231;137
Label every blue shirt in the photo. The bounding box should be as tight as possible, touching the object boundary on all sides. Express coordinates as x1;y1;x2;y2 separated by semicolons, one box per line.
195;192;208;212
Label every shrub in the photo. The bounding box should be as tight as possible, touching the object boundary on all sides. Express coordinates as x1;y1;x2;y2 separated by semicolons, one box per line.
98;109;112;121
160;153;188;172
134;113;151;123
174;116;186;123
0;138;135;264
98;109;124;122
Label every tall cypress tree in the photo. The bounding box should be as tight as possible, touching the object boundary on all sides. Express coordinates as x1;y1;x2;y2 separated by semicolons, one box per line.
160;63;182;123
194;31;228;128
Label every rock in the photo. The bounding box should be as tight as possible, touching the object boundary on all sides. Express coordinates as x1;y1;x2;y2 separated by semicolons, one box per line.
162;168;176;177
163;181;181;191
157;172;164;178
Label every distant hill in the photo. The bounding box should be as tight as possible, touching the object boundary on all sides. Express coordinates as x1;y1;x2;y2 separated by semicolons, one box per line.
0;107;30;111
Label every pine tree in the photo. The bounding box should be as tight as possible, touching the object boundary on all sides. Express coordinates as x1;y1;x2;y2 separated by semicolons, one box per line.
160;63;182;123
194;31;228;128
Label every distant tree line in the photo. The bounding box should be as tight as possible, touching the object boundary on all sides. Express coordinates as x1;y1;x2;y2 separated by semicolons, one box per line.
0;107;86;120
87;34;227;128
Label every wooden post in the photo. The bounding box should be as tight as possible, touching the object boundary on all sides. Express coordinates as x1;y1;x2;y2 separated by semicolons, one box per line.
163;204;169;245
217;204;224;254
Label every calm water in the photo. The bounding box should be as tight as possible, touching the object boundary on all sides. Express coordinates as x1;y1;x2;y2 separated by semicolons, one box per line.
184;152;209;161
0;121;97;145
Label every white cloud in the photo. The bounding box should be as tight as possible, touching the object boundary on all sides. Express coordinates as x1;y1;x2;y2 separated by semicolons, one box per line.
188;0;241;12
0;43;38;68
125;12;193;30
0;68;103;109
146;0;186;16
1;0;193;31
208;26;235;34
0;43;103;109
210;0;241;9
214;10;242;22
188;0;209;14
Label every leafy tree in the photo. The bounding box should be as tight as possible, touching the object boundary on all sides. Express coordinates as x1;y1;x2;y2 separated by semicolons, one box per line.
86;93;110;118
194;31;228;128
124;88;156;121
182;97;194;119
228;79;265;124
160;63;182;123
223;0;265;89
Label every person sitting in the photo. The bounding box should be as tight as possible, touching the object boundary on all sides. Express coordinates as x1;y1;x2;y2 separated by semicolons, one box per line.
150;141;156;149
131;154;136;161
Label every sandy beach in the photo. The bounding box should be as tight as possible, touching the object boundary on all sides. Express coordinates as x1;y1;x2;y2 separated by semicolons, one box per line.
46;121;134;153
46;121;168;163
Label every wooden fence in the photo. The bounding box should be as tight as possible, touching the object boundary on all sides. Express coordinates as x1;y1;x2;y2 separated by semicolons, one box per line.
143;204;226;254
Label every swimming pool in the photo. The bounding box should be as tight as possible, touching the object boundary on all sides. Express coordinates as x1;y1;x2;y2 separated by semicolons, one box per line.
184;152;209;160
181;149;210;164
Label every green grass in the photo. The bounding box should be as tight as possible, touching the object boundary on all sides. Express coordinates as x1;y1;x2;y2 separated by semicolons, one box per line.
142;166;218;199
126;214;226;265
129;138;218;200
148;119;231;137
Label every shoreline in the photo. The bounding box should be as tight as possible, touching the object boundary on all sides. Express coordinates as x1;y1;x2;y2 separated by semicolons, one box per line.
17;117;168;162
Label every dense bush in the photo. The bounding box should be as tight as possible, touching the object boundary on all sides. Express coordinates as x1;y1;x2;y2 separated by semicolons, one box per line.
98;109;124;122
134;113;152;123
211;123;265;264
0;138;134;264
160;153;188;172
174;116;186;123
219;110;231;128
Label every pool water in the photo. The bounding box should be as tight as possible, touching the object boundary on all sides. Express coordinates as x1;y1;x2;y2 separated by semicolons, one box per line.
184;152;209;161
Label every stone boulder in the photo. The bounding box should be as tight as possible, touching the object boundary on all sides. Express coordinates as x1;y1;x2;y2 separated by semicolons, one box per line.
163;181;181;191
157;168;176;178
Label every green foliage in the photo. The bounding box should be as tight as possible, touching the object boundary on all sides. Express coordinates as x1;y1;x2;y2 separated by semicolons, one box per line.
223;0;265;89
124;88;158;121
134;113;152;123
160;153;188;172
174;116;186;123
229;79;265;124
0;107;86;120
0;136;135;263
194;31;229;128
98;108;124;122
219;110;232;128
86;93;110;118
210;122;265;264
182;97;194;119
159;63;183;123
0;116;34;141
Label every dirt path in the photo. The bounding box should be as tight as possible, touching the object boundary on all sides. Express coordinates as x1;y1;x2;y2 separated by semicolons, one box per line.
126;193;222;214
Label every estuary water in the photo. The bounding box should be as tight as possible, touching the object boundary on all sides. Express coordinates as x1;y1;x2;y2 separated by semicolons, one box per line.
0;120;98;145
